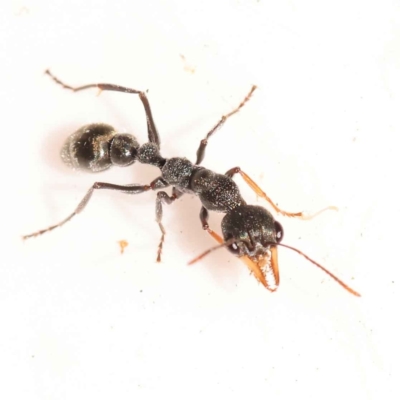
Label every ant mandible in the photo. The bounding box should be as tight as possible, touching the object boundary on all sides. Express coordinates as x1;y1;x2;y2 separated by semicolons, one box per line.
23;70;360;297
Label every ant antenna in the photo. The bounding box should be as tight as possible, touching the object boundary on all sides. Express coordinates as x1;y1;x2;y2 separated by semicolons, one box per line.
188;241;361;297
188;239;238;265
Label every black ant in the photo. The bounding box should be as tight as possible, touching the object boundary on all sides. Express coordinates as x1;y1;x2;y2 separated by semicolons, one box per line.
23;70;360;297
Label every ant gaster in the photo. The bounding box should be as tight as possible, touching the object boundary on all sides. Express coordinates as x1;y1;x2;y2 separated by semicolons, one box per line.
23;70;360;297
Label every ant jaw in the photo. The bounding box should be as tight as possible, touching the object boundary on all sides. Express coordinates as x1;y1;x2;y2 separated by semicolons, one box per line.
265;246;280;291
242;246;280;292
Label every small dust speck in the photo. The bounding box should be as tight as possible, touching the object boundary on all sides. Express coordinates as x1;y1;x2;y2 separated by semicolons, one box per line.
118;240;129;254
179;54;196;74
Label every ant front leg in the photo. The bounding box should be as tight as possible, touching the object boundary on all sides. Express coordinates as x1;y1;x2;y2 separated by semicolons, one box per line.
225;167;337;219
22;177;167;240
199;206;224;244
45;70;161;148
195;85;257;165
155;187;183;262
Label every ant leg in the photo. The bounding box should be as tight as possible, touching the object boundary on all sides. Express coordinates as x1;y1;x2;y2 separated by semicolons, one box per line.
195;85;257;165
23;177;168;240
155;187;184;262
45;69;160;147
199;206;223;244
225;167;337;219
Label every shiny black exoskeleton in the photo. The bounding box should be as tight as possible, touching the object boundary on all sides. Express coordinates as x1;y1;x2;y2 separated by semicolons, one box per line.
61;123;140;172
24;70;361;296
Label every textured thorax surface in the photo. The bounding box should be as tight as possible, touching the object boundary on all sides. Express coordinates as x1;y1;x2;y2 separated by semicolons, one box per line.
190;168;245;212
161;157;199;193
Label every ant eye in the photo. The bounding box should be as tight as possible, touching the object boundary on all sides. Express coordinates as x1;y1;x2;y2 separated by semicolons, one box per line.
227;241;241;255
274;221;284;243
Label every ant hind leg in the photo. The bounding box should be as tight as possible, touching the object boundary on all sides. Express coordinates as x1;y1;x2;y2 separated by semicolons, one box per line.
45;69;161;147
22;182;152;240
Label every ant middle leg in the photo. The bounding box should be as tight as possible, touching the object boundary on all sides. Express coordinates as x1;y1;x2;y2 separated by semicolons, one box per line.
225;167;337;219
195;85;257;165
155;187;183;262
22;177;168;240
45;69;160;147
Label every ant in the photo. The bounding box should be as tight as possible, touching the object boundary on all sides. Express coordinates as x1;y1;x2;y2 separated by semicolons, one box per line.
23;70;360;297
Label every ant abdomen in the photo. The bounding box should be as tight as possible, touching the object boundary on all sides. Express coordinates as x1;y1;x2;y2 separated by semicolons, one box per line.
60;123;140;172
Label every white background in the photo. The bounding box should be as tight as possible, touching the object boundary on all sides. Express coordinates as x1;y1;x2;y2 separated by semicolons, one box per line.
1;1;399;399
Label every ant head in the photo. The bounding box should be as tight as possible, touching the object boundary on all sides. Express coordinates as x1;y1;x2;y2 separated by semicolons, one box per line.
221;205;283;290
222;205;283;256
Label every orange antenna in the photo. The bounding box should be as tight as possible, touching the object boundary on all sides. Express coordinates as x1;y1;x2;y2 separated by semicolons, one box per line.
188;241;360;297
